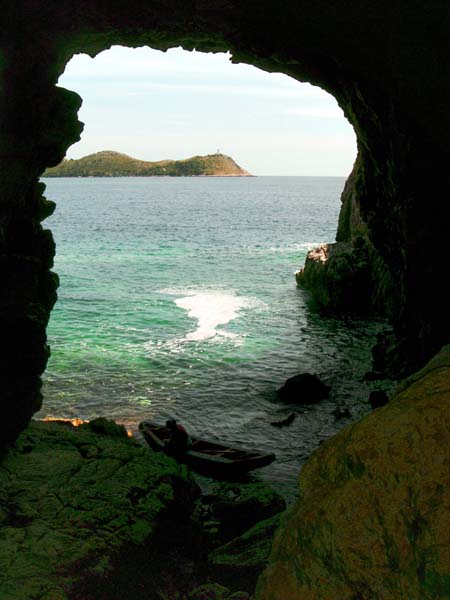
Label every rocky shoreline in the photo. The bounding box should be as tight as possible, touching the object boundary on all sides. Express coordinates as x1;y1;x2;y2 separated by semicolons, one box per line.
0;419;285;600
2;344;449;599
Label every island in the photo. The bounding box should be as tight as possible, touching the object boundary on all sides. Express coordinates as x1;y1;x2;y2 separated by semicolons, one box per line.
42;150;252;177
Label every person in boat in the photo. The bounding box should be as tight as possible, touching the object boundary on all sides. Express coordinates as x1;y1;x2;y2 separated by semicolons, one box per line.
164;418;192;457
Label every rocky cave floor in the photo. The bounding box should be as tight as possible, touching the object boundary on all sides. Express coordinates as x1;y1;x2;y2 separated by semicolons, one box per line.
0;417;285;600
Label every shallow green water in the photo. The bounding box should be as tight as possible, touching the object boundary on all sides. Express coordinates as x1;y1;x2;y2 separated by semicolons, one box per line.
39;176;384;498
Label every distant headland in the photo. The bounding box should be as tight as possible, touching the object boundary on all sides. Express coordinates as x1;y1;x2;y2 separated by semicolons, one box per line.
42;151;252;177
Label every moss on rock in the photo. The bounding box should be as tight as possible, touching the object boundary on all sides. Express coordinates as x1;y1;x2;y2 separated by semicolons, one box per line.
0;420;199;599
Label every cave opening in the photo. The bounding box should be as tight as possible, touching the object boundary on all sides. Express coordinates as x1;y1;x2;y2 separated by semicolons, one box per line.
1;6;449;598
2;6;443;464
2;14;406;460
33;45;394;499
3;11;403;453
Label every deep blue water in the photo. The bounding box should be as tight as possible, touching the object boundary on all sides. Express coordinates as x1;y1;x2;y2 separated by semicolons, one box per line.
38;176;386;499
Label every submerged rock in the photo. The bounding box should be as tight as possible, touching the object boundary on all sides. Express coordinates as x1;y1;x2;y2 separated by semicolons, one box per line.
255;344;450;600
276;373;329;404
0;420;199;600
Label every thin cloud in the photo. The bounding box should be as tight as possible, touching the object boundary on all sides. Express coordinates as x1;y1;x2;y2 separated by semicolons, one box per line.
286;106;344;119
62;47;330;101
116;82;331;101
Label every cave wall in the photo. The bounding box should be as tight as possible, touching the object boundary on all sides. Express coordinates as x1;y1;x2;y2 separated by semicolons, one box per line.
255;344;450;600
1;2;449;444
296;155;396;320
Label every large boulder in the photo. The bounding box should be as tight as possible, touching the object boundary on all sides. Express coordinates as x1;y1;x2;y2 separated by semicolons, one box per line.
276;373;329;405
0;420;200;600
255;344;450;600
368;389;389;409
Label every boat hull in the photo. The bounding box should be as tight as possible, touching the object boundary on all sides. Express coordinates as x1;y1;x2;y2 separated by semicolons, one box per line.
138;421;275;478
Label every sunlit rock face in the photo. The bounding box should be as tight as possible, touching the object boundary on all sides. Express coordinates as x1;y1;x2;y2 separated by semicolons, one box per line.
0;3;449;441
255;344;450;600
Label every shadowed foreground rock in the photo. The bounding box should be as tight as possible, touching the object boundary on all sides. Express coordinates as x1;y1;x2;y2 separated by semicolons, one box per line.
187;583;250;600
198;481;286;544
0;420;199;600
255;344;450;600
209;514;282;593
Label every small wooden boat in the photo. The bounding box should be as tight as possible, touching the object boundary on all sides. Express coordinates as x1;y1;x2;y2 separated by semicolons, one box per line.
138;421;275;477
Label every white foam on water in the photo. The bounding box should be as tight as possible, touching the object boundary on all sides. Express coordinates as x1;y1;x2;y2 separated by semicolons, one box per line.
268;241;324;253
147;288;266;351
175;292;247;341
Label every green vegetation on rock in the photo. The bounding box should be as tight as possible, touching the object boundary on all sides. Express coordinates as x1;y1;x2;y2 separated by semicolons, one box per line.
0;420;199;600
0;419;282;599
42;151;251;177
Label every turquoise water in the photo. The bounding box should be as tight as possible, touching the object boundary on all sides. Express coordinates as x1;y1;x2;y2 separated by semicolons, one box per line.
39;176;384;498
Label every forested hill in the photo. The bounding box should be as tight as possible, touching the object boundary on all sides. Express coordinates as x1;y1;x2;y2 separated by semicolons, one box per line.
43;151;252;177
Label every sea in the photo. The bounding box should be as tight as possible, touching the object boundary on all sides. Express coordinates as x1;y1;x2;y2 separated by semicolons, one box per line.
38;176;388;500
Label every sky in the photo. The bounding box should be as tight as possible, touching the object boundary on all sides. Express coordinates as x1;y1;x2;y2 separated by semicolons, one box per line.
59;46;357;176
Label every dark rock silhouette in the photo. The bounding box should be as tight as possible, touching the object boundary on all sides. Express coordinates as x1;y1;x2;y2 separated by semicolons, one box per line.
369;390;389;410
276;373;330;404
